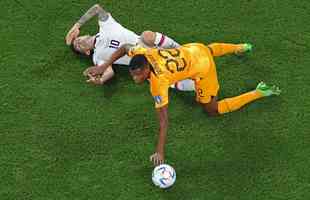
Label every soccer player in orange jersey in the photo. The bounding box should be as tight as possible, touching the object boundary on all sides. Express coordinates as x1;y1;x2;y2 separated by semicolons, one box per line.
84;42;281;165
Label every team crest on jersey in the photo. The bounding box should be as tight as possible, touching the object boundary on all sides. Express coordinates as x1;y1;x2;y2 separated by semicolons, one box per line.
154;96;162;104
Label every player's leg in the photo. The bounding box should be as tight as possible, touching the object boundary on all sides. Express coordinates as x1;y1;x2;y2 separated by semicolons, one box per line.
199;45;280;114
201;96;219;116
217;82;281;114
195;71;220;115
200;82;281;116
140;31;180;48
208;43;252;57
196;80;220;116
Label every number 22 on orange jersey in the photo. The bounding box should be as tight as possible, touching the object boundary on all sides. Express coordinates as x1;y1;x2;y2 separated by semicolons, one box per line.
158;49;187;73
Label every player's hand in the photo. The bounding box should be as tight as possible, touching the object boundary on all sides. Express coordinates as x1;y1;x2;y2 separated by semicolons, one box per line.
83;66;105;77
65;23;81;45
150;152;164;166
86;74;104;85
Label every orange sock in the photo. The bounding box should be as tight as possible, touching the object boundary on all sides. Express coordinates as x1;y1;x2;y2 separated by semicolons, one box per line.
218;91;263;114
208;43;244;57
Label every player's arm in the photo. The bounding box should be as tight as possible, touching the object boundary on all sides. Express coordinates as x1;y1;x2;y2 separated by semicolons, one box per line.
150;105;169;166
86;65;115;85
83;44;133;78
77;4;108;26
140;31;181;49
66;4;109;45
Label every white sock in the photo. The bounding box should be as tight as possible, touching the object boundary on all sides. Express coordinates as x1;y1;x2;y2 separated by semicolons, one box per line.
170;79;196;91
154;32;180;48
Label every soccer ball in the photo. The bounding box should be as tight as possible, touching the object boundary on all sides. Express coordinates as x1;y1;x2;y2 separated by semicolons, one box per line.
152;164;176;188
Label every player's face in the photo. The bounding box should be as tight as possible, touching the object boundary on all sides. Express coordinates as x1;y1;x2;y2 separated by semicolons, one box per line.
73;35;94;55
130;68;149;84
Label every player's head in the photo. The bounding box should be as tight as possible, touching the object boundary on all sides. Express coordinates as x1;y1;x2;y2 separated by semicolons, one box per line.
72;35;95;56
129;55;151;84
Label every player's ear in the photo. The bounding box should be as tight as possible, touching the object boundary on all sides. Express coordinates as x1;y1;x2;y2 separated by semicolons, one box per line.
144;65;151;77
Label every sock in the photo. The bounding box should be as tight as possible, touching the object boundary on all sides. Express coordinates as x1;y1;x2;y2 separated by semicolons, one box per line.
154;32;180;48
174;79;195;91
218;90;263;114
208;43;244;57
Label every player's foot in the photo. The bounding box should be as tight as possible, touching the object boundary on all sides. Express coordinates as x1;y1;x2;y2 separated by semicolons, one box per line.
235;43;253;54
256;81;281;97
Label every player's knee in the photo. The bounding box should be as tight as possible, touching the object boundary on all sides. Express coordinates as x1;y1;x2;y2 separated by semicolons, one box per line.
201;101;219;117
141;30;156;47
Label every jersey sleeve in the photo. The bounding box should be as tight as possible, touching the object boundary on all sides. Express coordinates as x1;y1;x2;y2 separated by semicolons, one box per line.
149;75;169;108
98;13;115;33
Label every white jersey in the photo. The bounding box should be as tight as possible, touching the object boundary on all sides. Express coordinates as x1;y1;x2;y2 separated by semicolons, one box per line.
92;14;139;66
90;14;195;92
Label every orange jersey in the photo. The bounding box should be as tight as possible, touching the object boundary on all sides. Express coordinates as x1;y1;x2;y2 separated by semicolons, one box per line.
128;43;219;108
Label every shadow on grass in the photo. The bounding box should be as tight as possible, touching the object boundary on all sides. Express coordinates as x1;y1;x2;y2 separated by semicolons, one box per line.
159;114;288;199
99;65;131;99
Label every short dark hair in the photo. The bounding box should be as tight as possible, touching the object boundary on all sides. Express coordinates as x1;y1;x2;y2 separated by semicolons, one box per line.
129;55;149;71
70;43;83;55
70;39;93;58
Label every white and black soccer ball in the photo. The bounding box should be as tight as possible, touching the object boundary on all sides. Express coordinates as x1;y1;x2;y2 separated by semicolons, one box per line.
152;164;176;188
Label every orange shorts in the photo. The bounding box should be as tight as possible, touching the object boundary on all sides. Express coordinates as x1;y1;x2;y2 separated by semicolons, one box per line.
185;43;219;104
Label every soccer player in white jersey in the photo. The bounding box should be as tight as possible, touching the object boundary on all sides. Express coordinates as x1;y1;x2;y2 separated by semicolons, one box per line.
65;4;195;91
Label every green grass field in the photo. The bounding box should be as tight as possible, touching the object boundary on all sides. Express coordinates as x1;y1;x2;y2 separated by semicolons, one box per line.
1;0;310;199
